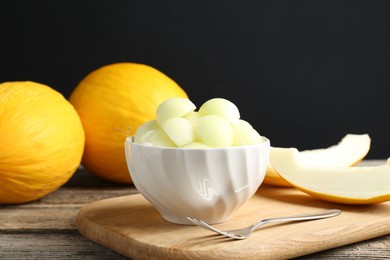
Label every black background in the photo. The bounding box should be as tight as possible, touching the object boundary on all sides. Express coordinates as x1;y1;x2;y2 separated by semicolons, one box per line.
1;0;389;158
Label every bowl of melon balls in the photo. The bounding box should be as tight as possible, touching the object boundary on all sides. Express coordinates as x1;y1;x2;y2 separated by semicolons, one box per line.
125;98;270;225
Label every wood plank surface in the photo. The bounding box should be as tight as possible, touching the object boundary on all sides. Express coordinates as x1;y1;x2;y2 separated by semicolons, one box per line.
0;232;127;260
76;187;390;260
1;161;389;259
1;231;388;259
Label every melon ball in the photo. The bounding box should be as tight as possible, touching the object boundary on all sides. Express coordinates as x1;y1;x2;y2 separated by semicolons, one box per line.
195;115;233;148
134;120;159;137
233;119;263;146
156;97;196;125
182;142;211;148
133;97;264;149
135;129;176;147
183;111;202;122
198;98;240;125
161;117;195;147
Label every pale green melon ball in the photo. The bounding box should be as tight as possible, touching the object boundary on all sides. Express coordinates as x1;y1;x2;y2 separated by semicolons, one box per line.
156;98;196;125
198;98;240;125
233;119;263;146
161;117;195;147
134;97;265;149
135;129;176;147
183;111;202;122
134;120;159;138
182;142;211;148
195;115;233;147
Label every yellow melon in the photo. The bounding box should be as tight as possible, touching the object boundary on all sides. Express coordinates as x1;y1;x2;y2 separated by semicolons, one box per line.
69;62;188;183
0;81;85;204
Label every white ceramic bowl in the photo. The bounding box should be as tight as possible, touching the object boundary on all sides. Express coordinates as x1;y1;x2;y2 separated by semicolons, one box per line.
124;136;270;225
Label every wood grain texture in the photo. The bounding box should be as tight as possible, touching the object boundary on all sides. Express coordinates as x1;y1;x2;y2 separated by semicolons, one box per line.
301;235;390;259
1;162;389;259
0;169;134;259
76;186;390;260
0;232;127;260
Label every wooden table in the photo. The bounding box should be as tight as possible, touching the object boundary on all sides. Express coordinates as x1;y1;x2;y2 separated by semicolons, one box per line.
1;161;389;259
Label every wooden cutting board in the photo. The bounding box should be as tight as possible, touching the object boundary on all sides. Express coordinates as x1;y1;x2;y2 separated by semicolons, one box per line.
76;186;390;259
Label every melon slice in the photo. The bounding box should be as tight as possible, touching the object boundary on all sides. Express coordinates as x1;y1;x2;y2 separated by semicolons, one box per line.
264;134;371;187
270;147;390;204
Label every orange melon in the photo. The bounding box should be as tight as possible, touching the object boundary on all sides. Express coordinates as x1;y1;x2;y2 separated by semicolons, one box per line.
69;63;188;183
0;81;85;204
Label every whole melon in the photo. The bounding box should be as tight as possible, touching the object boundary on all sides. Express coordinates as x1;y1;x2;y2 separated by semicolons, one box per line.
69;62;188;183
0;81;85;204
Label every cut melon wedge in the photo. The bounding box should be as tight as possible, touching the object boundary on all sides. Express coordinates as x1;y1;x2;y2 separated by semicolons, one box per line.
264;134;371;187
270;147;390;204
